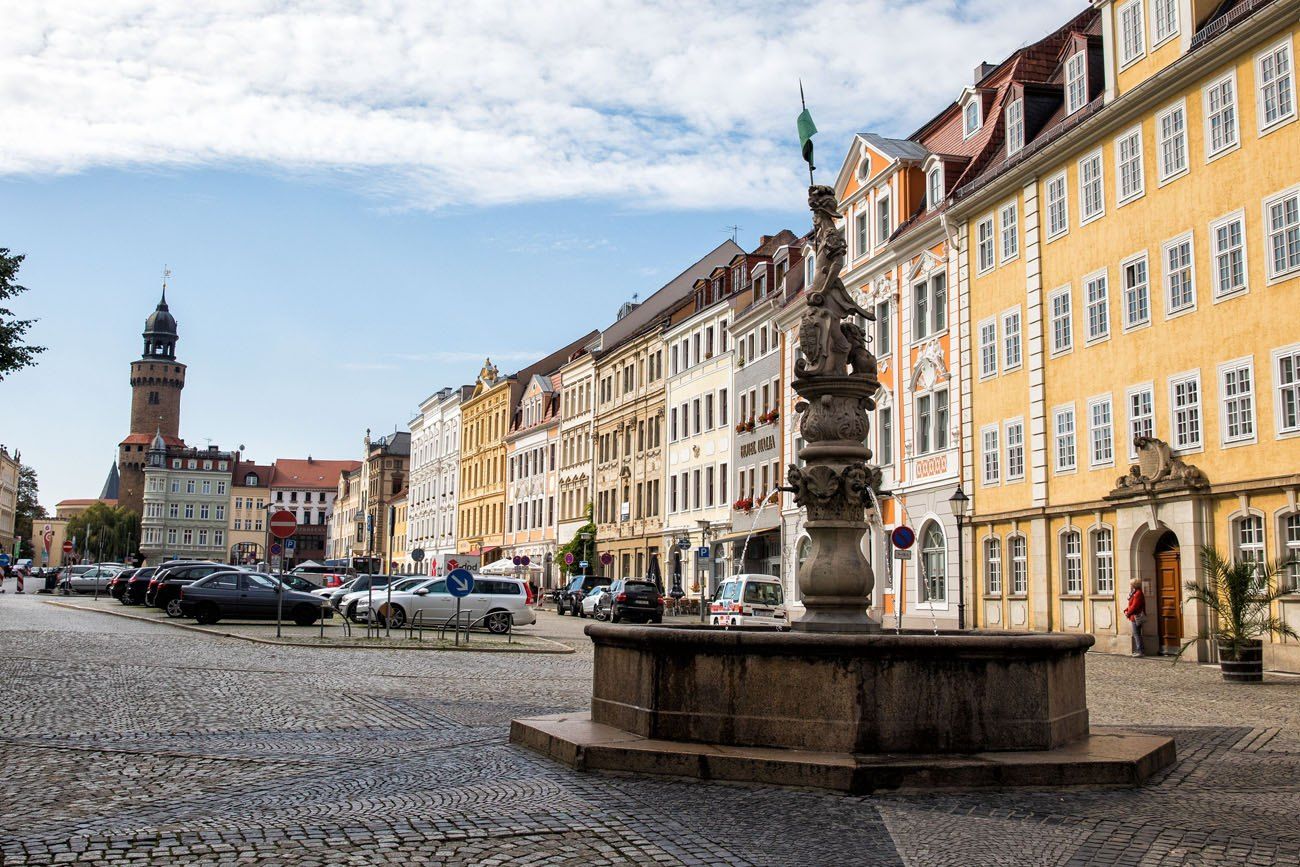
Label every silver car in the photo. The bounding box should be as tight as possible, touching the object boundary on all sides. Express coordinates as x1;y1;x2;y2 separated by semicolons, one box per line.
65;564;125;594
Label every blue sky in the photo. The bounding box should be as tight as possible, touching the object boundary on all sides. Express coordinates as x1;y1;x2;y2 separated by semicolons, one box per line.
1;0;1084;508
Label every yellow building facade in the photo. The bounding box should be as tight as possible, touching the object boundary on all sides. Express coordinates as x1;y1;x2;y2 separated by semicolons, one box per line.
457;360;509;564
954;0;1300;669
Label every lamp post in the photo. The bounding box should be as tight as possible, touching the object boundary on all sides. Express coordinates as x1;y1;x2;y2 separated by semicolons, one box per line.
697;519;712;624
949;485;970;630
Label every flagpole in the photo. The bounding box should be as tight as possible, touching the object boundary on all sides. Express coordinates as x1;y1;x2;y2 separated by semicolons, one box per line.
799;80;814;186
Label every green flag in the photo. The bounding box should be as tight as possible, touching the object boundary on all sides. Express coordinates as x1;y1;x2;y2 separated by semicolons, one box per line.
797;107;817;170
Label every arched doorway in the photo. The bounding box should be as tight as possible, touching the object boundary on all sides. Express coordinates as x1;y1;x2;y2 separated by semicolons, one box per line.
1154;532;1182;654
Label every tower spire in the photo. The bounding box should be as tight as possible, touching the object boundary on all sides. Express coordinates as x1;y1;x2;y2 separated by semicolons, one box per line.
160;265;171;306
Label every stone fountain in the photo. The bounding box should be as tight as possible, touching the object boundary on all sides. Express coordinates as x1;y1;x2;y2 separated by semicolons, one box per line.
511;188;1175;793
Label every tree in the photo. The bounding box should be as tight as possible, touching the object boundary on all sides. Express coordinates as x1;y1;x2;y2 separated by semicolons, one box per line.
64;503;140;563
556;503;596;577
13;464;47;559
0;249;44;380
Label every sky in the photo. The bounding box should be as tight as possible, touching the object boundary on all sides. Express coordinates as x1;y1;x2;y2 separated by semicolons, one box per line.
0;0;1083;510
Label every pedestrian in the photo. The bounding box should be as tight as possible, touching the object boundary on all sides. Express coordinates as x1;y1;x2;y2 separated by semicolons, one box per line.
527;578;540;607
1124;577;1147;657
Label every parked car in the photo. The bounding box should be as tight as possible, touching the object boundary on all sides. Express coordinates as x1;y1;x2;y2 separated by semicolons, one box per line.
179;571;331;626
107;568;137;600
64;564;125;594
272;573;320;594
556;574;611;616
596;579;664;624
147;562;231;617
327;574;390;612
375;575;536;633
312;578;352;601
123;567;158;605
580;585;608;619
286;564;351;588
709;574;787;628
344;576;435;622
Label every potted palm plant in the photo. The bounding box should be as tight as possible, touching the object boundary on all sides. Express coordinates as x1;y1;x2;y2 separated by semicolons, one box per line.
1179;545;1297;682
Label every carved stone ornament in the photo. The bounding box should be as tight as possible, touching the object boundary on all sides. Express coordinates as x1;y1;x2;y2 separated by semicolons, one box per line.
478;358;500;386
785;463;883;523
1107;436;1209;499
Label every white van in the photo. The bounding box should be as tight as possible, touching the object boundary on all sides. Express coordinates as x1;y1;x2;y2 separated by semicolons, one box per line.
709;574;788;628
364;574;537;634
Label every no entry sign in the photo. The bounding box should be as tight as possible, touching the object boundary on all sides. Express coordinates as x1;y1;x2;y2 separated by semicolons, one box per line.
269;510;298;539
62;541;74;554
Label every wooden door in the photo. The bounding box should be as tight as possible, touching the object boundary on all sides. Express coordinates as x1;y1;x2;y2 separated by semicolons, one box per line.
1155;546;1182;653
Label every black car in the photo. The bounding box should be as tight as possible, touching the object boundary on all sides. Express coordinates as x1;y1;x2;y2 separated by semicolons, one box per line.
108;568;137;601
147;562;231;617
123;567;157;605
597;579;664;624
179;571;330;626
556;574;611;616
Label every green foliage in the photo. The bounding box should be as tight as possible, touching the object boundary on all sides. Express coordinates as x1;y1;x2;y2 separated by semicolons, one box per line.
1178;545;1298;658
13;464;46;558
556;502;596;576
0;250;45;381
64;503;141;563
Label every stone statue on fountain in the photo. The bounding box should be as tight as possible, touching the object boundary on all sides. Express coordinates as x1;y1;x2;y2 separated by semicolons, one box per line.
784;185;883;632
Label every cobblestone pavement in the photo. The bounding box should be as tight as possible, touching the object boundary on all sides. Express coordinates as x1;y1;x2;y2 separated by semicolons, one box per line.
1;593;1298;866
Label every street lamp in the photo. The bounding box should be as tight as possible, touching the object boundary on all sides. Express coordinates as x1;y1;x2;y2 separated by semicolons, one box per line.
949;485;970;630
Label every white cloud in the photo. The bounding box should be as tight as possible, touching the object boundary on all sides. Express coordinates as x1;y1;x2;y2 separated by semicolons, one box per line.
3;0;1083;211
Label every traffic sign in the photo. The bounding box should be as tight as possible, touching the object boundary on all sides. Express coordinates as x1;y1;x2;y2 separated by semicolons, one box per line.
512;556;522;566
411;548;425;562
0;554;9;567
599;552;613;566
447;568;475;598
520;555;530;566
285;539;296;552
893;549;913;560
890;525;916;550
579;561;589;570
564;552;575;566
269;510;297;539
270;543;282;556
696;546;710;558
62;541;74;554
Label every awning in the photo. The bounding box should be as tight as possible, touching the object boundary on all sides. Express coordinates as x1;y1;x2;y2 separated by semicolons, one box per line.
710;527;781;546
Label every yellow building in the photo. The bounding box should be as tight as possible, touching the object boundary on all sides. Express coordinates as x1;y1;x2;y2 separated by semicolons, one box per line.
229;460;271;564
952;0;1300;669
458;360;511;564
389;495;408;573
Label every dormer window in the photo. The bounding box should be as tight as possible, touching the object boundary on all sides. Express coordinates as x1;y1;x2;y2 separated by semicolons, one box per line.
926;164;944;211
964;100;982;138
1065;51;1088;115
1005;98;1025;156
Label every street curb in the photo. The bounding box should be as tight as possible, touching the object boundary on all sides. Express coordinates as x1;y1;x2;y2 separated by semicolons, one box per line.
41;600;575;654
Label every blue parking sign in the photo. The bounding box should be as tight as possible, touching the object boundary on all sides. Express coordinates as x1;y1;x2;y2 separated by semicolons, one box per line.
447;568;475;598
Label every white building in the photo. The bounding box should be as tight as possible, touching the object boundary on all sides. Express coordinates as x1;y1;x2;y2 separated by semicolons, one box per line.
557;349;595;556
406;386;468;575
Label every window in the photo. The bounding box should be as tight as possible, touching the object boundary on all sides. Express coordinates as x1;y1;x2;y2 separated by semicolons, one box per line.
1116;127;1144;204
1010;536;1028;595
1236;515;1266;590
1075;273;1106;346
920;522;946;603
1163;234;1195;314
1119;0;1145;66
1005;420;1025;481
1205;73;1239;157
855;212;868;257
982;426;1000;485
1094;528;1115;594
963;98;981;138
719;388;728;426
1285;513;1300;590
1005;98;1024;156
1156;102;1187;182
1079;150;1104;223
1049;286;1073;355
999;201;1019;263
1122;253;1150;328
1151;0;1177;45
984;538;1002;594
1089;395;1114;467
1265;188;1300;280
874;301;891;355
1002;309;1022;370
186;479;195;494
1046;172;1068;239
979;319;998;378
927;166;943;209
1257;41;1295;131
169;503;178;519
912;274;946;340
1065;52;1087;115
1127;384;1155;455
184;504;194;519
1054;405;1077;473
1219;358;1256;445
976;216;995;273
1170;371;1203;451
1062;530;1083;595
1277;345;1300;435
1206;210;1248;298
915;390;949;455
877;406;893;466
876;194;891;244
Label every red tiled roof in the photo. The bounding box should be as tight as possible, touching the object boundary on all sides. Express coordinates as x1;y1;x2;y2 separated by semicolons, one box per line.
119;433;185;447
269;459;362;489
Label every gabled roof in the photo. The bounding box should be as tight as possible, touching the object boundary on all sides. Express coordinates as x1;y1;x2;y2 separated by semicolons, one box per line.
270;458;363;489
233;461;275;488
120;433;185;447
859;133;930;162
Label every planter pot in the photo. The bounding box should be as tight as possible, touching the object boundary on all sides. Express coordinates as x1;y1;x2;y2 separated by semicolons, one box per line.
1218;639;1263;683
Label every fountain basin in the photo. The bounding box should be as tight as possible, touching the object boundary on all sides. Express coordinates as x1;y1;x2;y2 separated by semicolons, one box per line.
511;624;1176;791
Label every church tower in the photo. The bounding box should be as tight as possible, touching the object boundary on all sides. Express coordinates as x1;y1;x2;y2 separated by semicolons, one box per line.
116;278;187;515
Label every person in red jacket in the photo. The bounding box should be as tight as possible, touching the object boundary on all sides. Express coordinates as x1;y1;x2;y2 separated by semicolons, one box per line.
1124;578;1147;657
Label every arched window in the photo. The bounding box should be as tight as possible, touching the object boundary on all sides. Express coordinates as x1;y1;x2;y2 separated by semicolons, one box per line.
1062;529;1083;595
1234;514;1266;589
920;522;946;602
984;537;1002;594
1009;535;1028;595
1092;528;1114;594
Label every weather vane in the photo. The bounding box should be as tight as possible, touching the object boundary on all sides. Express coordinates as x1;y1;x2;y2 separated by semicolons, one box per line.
162;265;172;292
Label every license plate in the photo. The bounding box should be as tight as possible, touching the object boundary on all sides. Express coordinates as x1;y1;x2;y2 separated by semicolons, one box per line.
752;608;773;616
634;599;650;605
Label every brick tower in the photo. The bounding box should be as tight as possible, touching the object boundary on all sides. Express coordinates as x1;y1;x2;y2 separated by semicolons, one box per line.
116;285;186;515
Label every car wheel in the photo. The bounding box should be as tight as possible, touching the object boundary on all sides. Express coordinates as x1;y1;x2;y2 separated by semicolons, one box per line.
292;605;318;627
194;602;220;625
346;601;359;622
595;608;608;622
486;611;511;634
611;609;621;623
165;597;184;618
121;595;136;606
385;605;407;629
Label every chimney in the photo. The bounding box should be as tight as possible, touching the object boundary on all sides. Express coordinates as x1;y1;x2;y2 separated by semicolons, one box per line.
974;62;996;84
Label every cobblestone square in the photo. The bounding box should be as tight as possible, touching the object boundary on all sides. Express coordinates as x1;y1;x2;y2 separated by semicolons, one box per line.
2;596;1298;866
